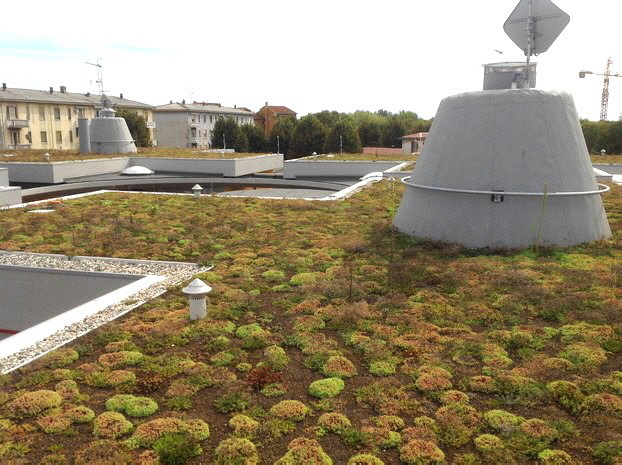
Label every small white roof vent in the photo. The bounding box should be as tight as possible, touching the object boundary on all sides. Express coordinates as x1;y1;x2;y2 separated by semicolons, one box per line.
120;166;154;176
182;278;212;295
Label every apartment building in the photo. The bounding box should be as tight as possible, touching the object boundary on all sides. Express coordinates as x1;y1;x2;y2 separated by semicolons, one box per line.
153;101;255;149
0;84;154;150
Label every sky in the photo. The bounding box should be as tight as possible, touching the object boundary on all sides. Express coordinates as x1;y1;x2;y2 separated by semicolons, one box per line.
1;0;620;121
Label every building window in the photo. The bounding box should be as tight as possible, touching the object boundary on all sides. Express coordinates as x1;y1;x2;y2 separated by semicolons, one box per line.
56;131;62;144
191;114;196;123
40;131;48;143
69;131;73;143
26;106;30;120
191;127;196;138
26;132;32;143
204;130;207;137
76;127;79;138
7;106;17;119
210;115;213;123
54;107;61;120
39;106;46;121
77;108;85;119
67;107;72;120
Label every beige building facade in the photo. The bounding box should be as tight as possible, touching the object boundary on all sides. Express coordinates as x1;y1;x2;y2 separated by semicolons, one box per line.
0;84;154;150
154;102;255;149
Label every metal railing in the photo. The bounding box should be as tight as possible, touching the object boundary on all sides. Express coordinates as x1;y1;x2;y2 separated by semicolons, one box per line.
401;176;611;197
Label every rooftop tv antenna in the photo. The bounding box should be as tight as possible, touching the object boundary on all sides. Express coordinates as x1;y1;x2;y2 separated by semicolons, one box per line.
579;57;622;121
503;0;570;86
85;59;105;95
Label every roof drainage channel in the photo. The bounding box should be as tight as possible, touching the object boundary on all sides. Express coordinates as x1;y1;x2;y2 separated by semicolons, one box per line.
0;252;209;374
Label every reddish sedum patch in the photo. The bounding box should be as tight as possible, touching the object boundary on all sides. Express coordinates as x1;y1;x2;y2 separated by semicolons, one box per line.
214;437;259;465
274;437;332;464
41;348;80;368
98;350;144;369
439;390;469;405
128;417;209;448
402;427;437;443
519;419;557;439
93;412;133;439
399;439;445;464
465;375;497;393
269;400;310;421
5;390;62;417
318;412;352;433
323;355;358;378
416;373;453;392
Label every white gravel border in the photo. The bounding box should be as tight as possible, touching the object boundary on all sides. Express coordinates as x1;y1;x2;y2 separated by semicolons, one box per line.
0;251;210;374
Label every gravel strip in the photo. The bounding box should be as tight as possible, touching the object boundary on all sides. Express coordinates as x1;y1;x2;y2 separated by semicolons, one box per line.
0;251;210;374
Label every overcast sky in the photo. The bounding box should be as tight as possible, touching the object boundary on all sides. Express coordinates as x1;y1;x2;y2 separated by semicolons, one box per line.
1;0;620;121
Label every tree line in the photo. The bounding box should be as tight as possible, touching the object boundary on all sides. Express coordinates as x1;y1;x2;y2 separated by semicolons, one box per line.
210;110;433;159
119;108;622;156
581;119;622;154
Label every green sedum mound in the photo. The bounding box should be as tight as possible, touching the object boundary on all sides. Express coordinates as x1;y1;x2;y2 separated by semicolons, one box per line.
309;378;345;399
105;394;158;417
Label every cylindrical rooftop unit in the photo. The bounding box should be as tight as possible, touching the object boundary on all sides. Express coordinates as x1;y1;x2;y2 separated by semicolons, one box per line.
394;90;611;249
89;114;137;154
484;62;536;90
78;119;91;154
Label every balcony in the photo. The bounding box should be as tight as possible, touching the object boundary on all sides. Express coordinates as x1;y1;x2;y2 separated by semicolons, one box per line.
7;119;29;129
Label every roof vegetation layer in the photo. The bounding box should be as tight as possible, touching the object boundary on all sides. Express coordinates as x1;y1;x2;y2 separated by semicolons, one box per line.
0;181;620;463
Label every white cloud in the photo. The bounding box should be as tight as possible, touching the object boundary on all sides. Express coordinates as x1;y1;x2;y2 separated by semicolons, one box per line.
2;0;621;120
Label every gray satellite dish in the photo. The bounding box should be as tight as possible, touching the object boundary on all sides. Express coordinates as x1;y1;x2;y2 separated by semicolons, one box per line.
504;0;569;56
504;0;569;85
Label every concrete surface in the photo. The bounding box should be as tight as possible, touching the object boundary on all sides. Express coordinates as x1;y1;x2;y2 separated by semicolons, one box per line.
0;265;144;332
394;90;611;249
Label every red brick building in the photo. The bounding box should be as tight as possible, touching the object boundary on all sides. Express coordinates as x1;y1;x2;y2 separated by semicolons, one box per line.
254;103;297;137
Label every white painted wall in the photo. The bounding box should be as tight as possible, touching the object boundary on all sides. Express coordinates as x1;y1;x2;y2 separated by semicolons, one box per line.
283;160;402;179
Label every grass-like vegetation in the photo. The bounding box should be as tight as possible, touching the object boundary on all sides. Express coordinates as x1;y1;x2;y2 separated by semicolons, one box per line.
311;153;418;162
0;181;620;463
591;154;622;164
0;148;272;162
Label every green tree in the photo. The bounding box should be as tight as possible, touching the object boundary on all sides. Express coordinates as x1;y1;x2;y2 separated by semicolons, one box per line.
239;124;268;153
382;117;405;147
116;109;151;147
234;127;249;153
290;115;327;158
324;117;362;153
358;121;383;147
269;116;297;158
314;111;343;131
211;117;238;149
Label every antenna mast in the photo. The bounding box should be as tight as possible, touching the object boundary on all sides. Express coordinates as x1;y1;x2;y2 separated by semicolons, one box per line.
85;59;104;95
525;0;533;84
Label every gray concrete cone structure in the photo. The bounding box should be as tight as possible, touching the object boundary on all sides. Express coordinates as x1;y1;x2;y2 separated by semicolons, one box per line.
394;89;611;249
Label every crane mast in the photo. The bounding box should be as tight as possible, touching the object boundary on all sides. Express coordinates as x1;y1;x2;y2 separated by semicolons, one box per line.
580;57;621;121
600;58;611;121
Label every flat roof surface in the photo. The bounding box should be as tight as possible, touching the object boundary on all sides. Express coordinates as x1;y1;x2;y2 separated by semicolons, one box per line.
0;265;144;334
